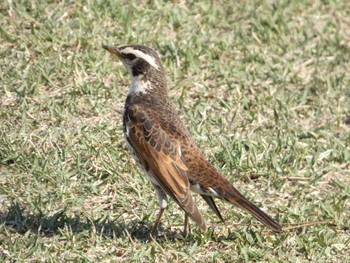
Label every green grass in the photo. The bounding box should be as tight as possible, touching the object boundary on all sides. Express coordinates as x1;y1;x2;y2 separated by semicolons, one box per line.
1;0;349;261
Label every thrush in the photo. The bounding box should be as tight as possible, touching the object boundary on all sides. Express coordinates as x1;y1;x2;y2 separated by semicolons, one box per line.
103;44;282;240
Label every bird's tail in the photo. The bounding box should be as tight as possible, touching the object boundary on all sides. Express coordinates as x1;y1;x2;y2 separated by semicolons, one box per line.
225;187;282;232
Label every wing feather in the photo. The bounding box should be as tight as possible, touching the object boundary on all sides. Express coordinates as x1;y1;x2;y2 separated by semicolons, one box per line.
125;104;207;231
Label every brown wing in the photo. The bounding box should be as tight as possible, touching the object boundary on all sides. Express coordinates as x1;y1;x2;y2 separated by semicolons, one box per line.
125;104;207;232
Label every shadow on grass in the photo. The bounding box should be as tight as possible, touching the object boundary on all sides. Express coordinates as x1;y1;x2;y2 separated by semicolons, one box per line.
0;202;198;243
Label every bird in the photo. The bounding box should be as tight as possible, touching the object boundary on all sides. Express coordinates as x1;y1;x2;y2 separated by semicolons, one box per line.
102;44;282;240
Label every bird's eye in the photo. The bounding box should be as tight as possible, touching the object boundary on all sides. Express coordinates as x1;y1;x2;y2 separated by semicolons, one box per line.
124;54;136;60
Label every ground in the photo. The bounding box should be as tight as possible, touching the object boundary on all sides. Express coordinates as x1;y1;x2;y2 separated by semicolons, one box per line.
0;0;349;262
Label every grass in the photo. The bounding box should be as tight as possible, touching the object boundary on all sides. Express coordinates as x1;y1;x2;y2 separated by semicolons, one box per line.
1;0;349;261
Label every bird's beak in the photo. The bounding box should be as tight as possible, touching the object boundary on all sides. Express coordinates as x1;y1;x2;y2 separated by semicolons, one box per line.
102;45;122;58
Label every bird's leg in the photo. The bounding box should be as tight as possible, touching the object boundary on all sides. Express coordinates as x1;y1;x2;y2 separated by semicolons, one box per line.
148;207;165;242
148;185;168;242
183;213;189;236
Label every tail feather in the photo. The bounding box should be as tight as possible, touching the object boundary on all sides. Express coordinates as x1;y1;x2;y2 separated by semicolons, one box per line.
201;195;224;222
225;188;282;232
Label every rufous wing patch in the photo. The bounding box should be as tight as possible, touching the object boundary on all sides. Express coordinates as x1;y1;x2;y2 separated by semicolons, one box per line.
125;104;206;231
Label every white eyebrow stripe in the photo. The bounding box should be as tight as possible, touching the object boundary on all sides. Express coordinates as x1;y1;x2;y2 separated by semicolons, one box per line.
121;47;160;70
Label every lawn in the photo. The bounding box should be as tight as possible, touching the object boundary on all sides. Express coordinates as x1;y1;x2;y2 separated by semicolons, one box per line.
0;0;349;262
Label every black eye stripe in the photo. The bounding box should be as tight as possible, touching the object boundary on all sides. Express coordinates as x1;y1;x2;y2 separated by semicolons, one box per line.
124;54;136;60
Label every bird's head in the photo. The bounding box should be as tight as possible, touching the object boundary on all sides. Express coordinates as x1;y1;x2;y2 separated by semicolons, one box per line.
103;44;163;77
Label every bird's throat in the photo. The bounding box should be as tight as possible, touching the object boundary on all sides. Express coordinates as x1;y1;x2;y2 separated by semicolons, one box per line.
128;75;153;95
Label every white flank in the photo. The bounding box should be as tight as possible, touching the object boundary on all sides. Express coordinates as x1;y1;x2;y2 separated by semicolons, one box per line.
121;47;160;70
